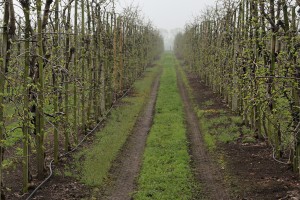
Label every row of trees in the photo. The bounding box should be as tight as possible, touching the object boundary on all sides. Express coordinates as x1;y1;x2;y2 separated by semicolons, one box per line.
0;0;163;197
175;0;300;174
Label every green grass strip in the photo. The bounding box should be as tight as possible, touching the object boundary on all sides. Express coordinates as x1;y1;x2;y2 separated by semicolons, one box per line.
134;53;193;200
73;64;160;187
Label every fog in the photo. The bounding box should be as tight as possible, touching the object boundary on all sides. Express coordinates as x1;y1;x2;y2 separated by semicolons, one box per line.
116;0;216;49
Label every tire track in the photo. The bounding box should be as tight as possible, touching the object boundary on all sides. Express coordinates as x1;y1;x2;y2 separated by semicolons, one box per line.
177;67;229;200
99;70;162;200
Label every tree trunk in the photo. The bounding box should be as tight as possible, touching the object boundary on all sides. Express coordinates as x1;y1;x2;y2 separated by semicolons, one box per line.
53;0;60;164
20;0;31;193
36;0;46;180
73;0;79;144
0;0;9;198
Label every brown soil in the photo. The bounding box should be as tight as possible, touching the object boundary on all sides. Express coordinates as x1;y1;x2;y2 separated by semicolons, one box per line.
3;126;94;200
97;71;161;200
177;69;230;199
185;72;300;200
16;134;101;200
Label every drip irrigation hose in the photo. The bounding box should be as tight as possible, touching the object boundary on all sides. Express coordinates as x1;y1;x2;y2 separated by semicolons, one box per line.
26;81;136;200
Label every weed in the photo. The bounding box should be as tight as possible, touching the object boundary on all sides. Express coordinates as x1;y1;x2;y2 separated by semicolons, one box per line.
64;166;72;177
241;125;252;135
230;116;243;126
202;100;214;107
203;133;217;150
54;169;62;176
242;136;256;144
219;132;239;143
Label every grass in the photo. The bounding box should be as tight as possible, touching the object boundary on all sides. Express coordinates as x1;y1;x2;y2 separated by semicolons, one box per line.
72;63;161;187
199;112;255;150
134;53;194;200
177;61;253;151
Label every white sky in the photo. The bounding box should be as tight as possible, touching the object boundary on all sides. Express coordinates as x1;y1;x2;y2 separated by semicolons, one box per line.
116;0;216;31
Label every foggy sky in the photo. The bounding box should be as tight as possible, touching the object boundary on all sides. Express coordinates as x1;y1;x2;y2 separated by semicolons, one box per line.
116;0;216;30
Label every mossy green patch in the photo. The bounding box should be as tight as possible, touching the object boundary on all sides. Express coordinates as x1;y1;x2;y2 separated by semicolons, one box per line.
135;53;194;200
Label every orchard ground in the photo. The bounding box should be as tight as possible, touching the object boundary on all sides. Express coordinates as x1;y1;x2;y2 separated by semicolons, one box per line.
15;53;300;200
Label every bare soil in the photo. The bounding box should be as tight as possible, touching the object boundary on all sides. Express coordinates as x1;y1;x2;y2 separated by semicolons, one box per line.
185;72;300;200
97;71;161;200
177;69;230;199
4;126;95;200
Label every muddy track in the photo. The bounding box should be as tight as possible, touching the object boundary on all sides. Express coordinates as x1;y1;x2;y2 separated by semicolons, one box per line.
176;68;229;200
99;70;162;200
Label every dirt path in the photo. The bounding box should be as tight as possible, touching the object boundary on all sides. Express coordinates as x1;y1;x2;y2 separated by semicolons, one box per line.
185;72;300;199
99;71;161;200
176;69;230;200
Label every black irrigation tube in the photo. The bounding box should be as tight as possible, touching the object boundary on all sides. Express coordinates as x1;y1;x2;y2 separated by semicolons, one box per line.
26;79;138;200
